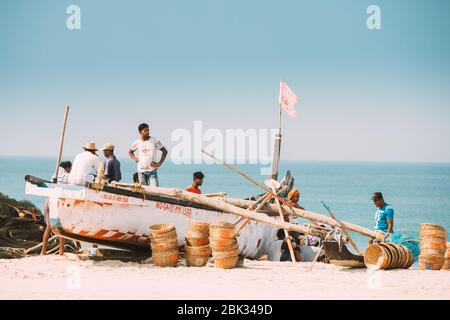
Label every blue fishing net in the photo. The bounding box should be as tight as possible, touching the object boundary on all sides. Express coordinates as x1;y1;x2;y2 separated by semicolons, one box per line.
391;231;420;262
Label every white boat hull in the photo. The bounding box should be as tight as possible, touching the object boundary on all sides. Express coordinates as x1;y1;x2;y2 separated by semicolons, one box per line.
25;179;279;259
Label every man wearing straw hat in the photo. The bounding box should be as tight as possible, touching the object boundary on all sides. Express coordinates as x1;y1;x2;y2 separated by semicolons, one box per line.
68;141;102;185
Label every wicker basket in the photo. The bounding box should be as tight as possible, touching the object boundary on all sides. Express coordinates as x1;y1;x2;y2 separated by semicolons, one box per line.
152;250;179;267
185;244;211;257
213;250;239;269
418;254;444;270
210;221;235;229
150;223;176;236
151;239;178;253
188;220;210;235
185;254;210;267
420;224;446;239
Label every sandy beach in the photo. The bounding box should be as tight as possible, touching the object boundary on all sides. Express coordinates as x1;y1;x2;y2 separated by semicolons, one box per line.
1;255;448;300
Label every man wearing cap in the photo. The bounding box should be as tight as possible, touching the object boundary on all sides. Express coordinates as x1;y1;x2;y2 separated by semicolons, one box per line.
372;192;394;235
128;123;168;187
101;143;122;183
68;141;102;185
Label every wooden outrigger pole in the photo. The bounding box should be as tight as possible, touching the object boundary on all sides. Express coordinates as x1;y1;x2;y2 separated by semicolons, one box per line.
200;150;379;239
53;106;70;183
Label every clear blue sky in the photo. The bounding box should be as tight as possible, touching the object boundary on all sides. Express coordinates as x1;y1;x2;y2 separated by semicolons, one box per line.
1;0;449;162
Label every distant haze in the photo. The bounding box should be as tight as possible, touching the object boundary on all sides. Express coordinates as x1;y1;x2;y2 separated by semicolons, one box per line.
1;0;449;162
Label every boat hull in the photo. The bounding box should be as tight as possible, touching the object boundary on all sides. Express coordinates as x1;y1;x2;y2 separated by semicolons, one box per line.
25;179;279;259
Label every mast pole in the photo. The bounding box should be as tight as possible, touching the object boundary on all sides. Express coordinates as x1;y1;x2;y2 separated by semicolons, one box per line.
271;81;283;181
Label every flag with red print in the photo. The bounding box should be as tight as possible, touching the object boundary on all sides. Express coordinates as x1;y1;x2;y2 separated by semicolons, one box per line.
278;80;299;118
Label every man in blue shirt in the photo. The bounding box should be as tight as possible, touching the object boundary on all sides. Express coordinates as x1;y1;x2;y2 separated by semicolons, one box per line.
372;192;394;234
101;143;122;182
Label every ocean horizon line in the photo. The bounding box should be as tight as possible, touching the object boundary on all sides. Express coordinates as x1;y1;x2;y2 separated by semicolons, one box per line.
0;155;449;166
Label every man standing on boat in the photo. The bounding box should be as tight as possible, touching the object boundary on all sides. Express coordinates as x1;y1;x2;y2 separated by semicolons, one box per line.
186;171;204;194
68;142;102;185
128;123;168;187
101;143;122;182
372;192;394;237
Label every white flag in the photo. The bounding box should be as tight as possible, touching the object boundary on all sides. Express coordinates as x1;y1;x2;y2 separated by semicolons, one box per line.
278;81;299;118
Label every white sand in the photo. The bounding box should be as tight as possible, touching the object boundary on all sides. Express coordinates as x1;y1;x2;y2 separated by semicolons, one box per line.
0;255;449;300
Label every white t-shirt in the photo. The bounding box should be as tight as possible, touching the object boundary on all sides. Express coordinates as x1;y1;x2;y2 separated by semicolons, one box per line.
51;166;70;184
68;151;102;185
130;137;164;172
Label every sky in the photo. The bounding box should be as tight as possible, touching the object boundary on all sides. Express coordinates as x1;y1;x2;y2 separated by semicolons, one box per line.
0;0;449;162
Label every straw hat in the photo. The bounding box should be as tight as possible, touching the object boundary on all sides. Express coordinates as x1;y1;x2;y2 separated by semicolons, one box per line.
83;141;98;151
101;143;115;151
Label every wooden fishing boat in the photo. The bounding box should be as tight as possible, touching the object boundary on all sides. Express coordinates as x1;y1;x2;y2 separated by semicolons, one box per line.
25;175;281;259
322;239;366;268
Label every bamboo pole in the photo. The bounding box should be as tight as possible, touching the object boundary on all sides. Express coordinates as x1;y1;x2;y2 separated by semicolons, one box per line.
200;150;378;239
107;181;378;239
270;186;296;262
222;198;378;239
202;149;294;207
321;200;361;255
236;192;273;231
204;193;227;197
53;106;70;183
136;186;313;235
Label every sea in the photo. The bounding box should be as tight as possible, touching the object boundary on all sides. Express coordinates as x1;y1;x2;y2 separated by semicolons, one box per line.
0;156;449;250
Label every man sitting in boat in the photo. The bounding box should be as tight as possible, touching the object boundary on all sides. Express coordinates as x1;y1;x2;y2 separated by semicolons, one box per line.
186;171;204;194
68;141;102;185
51;161;72;184
101;143;122;183
128;123;168;187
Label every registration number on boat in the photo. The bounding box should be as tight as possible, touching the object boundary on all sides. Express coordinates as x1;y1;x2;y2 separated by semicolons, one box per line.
155;201;192;218
100;193;129;203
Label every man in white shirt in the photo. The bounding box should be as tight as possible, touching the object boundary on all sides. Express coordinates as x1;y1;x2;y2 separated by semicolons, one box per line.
68;141;102;185
51;161;72;184
128;123;168;187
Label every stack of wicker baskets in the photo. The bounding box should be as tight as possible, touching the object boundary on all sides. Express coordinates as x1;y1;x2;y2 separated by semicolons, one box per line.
209;221;239;269
184;221;211;267
419;223;446;270
364;243;414;270
442;242;450;270
149;224;179;267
